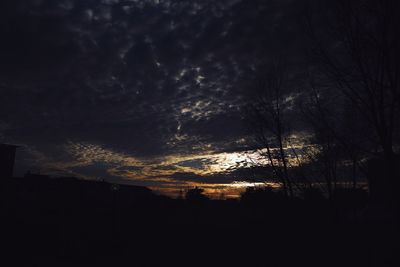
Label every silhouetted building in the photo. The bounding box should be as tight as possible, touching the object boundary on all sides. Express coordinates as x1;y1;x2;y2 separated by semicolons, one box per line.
0;144;18;178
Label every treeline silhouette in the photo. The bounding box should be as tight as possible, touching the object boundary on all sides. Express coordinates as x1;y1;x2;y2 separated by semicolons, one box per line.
244;0;400;216
1;0;399;266
0;172;398;267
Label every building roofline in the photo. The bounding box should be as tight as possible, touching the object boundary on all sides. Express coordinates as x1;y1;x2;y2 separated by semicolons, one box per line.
0;143;19;148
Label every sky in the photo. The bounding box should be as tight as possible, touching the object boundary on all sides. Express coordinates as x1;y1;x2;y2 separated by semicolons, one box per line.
0;0;310;198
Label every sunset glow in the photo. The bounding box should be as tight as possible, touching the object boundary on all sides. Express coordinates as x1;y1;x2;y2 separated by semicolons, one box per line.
16;140;314;198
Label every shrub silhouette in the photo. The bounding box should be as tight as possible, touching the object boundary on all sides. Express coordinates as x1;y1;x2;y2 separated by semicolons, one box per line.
185;187;208;202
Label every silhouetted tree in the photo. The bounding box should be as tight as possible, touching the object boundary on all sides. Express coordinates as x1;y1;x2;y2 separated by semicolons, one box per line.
185;187;208;202
299;81;341;198
240;186;279;204
246;61;294;198
307;0;400;200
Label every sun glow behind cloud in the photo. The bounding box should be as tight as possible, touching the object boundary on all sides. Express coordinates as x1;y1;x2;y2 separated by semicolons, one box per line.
23;139;312;198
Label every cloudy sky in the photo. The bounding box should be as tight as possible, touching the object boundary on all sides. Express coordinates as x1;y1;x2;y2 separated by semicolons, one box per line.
0;0;310;197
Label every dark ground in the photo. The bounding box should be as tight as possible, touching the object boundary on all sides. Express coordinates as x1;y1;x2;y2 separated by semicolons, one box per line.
0;176;398;267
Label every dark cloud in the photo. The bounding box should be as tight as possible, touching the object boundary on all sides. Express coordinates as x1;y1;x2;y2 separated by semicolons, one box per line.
1;0;309;189
170;166;274;185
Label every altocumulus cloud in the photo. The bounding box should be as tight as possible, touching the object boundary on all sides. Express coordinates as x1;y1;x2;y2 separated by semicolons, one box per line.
0;0;308;196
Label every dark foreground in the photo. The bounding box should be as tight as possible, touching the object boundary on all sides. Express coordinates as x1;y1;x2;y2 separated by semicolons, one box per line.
0;176;398;267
